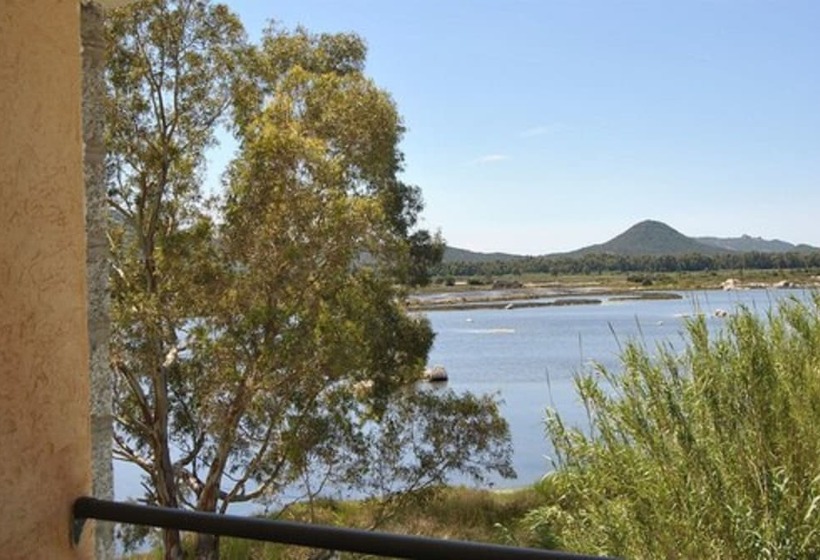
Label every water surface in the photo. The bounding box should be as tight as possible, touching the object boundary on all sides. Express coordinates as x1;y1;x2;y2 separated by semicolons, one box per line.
426;288;806;487
114;288;808;506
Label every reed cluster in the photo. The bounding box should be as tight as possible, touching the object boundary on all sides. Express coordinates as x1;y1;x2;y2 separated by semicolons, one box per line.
533;293;820;559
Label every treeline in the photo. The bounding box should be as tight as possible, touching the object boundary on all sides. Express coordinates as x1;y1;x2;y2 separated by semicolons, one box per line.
433;250;820;278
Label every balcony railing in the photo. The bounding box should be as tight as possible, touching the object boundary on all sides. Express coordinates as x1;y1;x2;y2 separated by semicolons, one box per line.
73;497;615;559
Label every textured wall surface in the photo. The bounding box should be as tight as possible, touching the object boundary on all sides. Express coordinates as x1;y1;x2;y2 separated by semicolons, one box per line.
0;1;94;558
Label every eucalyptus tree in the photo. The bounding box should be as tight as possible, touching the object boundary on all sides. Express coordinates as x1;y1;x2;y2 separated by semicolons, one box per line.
107;5;511;559
106;0;244;557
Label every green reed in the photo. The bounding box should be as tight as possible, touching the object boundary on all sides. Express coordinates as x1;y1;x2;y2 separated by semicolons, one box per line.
530;293;820;559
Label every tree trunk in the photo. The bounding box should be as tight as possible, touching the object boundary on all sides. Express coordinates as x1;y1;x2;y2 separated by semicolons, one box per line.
195;532;220;560
157;443;183;560
163;528;184;560
194;487;220;560
157;407;183;560
154;357;183;559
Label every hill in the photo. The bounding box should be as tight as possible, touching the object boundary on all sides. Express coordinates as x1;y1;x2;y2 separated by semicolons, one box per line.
567;220;727;257
696;235;817;253
442;246;525;263
441;221;817;263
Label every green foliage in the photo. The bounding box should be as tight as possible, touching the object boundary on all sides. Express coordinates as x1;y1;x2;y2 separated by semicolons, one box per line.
125;486;548;559
107;3;505;558
435;250;820;279
106;3;246;556
212;487;542;560
528;294;820;559
408;229;446;287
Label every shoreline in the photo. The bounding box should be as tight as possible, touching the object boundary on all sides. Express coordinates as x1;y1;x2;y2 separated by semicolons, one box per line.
408;276;817;312
407;286;684;312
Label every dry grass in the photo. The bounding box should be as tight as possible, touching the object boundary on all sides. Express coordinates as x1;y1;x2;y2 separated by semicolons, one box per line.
122;486;545;559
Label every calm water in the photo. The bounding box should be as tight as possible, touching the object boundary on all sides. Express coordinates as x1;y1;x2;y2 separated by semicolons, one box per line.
424;288;808;488
114;288;808;507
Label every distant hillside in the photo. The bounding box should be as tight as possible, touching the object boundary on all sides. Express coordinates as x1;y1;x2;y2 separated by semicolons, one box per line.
442;246;525;263
697;235;818;253
567;220;728;257
441;221;817;263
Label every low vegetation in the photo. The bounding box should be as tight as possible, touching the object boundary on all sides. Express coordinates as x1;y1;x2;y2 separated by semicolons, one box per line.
531;293;820;559
126;486;544;559
421;267;820;294
433;251;820;280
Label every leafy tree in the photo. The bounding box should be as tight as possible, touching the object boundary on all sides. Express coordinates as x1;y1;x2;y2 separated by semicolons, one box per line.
106;1;244;557
107;4;513;559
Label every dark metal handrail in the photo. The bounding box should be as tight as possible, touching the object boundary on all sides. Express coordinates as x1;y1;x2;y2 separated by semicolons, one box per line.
73;497;613;559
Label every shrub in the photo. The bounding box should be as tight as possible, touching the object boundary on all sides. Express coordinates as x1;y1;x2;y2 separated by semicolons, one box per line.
530;293;820;559
626;274;648;284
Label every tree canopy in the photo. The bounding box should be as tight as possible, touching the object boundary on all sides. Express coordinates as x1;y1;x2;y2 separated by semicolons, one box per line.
106;2;509;559
433;250;820;280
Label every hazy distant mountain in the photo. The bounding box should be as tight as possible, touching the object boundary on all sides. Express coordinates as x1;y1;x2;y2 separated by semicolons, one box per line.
696;235;818;253
567;220;727;257
442;220;817;262
442;246;526;263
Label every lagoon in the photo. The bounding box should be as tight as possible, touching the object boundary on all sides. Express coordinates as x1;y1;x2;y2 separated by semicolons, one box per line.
424;288;809;488
114;288;809;507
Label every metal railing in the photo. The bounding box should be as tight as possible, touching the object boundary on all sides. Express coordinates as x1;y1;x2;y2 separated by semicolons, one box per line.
73;497;614;559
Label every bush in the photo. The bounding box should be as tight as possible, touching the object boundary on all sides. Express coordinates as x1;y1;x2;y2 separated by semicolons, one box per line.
206;487;545;559
530;294;820;559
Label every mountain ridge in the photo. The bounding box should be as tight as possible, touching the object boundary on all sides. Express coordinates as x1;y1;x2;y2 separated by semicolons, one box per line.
695;234;813;254
442;220;818;263
564;220;725;257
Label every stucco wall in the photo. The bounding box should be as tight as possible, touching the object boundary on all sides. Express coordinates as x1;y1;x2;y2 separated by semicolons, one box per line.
0;1;93;558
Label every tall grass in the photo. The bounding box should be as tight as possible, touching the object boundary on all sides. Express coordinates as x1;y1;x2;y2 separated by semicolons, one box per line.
120;487;542;559
531;293;820;559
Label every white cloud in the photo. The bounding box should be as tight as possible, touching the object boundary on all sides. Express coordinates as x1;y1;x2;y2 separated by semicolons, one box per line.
472;154;509;165
520;123;567;137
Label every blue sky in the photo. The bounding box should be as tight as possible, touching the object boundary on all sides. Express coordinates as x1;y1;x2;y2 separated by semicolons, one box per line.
214;0;820;254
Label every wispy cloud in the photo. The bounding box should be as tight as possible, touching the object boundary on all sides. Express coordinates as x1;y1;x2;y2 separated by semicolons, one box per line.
520;124;566;138
472;154;509;165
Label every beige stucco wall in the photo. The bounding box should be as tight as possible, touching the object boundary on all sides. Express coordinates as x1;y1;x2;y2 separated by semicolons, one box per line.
0;0;93;558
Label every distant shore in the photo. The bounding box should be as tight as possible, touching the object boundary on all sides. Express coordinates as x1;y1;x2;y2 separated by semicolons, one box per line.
407;287;682;311
408;272;819;312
